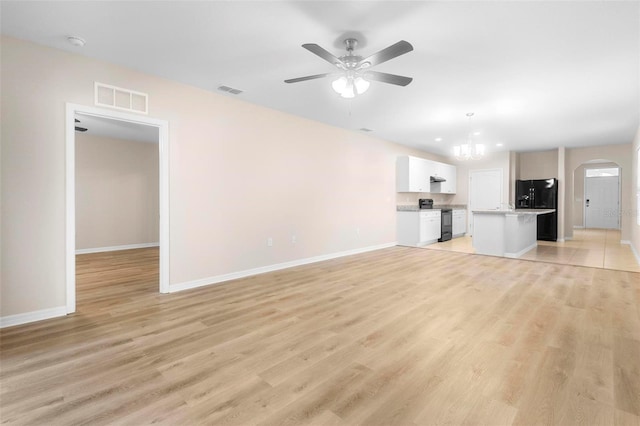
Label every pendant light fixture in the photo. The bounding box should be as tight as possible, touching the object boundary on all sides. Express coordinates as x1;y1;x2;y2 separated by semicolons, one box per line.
453;113;485;160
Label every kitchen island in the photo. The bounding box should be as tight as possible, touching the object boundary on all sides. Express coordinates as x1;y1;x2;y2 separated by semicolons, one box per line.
472;209;555;258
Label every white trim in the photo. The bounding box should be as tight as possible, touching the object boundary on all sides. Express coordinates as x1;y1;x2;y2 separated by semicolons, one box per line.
169;242;396;293
573;225;584;229
66;103;170;317
75;242;159;255
1;306;67;329
504;242;537;259
557;238;565;243
621;240;640;266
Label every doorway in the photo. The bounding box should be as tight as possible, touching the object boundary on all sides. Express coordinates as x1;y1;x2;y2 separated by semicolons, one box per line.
468;169;503;236
584;167;620;229
65;103;169;314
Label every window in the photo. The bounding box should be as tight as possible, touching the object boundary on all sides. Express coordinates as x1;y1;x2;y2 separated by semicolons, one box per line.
585;167;619;177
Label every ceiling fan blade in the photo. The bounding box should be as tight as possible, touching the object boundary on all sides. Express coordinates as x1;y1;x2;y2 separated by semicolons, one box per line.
358;40;413;68
75;126;88;132
285;73;333;84
302;44;346;68
364;71;413;86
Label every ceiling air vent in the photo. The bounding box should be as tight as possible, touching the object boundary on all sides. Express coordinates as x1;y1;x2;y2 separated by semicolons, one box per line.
359;128;373;132
217;85;243;95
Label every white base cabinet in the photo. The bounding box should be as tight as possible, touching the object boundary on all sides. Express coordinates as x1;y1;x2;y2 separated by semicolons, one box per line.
397;211;442;247
452;209;467;237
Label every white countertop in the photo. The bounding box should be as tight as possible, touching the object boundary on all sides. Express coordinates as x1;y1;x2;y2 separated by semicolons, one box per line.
472;209;555;215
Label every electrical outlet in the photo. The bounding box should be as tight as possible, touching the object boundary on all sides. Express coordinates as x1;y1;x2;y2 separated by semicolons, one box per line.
291;235;297;244
267;237;273;247
356;227;360;236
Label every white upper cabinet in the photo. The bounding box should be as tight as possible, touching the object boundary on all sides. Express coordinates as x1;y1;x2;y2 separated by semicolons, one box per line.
439;163;457;194
397;156;456;194
396;156;430;192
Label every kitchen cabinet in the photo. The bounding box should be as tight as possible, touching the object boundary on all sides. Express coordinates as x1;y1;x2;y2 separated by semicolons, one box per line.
429;162;456;194
439;163;457;194
397;155;456;194
397;210;442;246
452;209;467;237
396;156;430;192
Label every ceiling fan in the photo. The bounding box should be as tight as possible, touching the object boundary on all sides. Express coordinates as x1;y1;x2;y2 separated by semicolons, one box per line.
75;118;87;132
285;38;414;98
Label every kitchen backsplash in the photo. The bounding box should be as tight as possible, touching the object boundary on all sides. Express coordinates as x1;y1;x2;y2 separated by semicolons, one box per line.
395;192;455;206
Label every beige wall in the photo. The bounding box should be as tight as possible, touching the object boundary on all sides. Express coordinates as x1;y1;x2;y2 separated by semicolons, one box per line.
572;162;619;228
75;133;159;250
632;126;640;256
517;150;559;180
564;144;633;241
0;36;439;318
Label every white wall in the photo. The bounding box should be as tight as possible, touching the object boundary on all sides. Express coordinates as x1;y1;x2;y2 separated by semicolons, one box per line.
631;126;640;257
75;133;159;250
0;36;434;319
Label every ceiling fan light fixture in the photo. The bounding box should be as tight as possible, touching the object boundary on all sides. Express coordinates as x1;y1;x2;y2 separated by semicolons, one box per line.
340;81;356;98
332;74;369;98
332;76;348;93
354;76;370;94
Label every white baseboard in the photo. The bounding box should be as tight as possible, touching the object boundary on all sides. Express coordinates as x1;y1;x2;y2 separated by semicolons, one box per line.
505;242;537;259
0;306;67;329
169;242;397;293
76;242;159;255
621;240;640;266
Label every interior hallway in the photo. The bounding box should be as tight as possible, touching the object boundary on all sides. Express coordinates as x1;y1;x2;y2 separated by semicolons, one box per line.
426;229;640;273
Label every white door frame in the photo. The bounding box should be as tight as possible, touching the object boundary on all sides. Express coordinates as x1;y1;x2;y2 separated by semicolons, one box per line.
65;103;170;313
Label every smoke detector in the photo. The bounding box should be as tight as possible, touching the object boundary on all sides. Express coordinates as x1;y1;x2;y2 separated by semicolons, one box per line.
67;36;86;47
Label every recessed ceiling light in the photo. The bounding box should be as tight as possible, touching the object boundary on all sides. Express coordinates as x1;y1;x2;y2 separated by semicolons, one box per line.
435;137;442;142
496;143;504;147
473;131;481;136
67;36;86;47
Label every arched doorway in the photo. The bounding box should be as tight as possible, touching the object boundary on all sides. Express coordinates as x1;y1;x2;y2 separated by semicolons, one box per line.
572;159;621;231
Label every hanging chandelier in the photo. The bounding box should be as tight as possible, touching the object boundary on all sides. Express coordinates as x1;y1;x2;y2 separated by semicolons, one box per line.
453;113;485;160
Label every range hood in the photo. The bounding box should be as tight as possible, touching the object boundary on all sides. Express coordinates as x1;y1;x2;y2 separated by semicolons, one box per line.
430;176;446;183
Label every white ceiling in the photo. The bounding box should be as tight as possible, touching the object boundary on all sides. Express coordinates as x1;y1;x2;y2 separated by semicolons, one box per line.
2;1;638;156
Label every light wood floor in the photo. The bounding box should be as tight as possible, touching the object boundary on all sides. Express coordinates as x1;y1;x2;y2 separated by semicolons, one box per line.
1;246;639;425
427;229;640;273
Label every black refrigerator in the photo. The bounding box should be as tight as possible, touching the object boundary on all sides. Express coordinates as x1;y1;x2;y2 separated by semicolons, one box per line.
515;178;558;241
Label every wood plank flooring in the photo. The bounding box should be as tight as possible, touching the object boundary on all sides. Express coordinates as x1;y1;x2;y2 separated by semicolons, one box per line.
1;246;639;425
